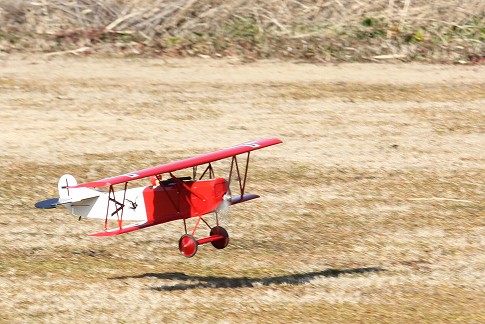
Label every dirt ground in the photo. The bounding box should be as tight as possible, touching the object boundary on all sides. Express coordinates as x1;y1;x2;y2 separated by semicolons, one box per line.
0;55;484;323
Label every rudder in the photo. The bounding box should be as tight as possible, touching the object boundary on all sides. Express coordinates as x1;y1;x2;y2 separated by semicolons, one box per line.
58;174;77;200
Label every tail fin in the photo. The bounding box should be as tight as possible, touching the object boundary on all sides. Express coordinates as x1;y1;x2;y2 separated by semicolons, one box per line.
58;174;100;203
58;174;77;201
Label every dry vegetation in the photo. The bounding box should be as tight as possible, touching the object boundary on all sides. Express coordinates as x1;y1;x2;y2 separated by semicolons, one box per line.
0;0;484;62
0;56;484;322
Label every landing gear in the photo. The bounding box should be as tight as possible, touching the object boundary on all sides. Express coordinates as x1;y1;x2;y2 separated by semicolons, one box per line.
178;234;198;258
210;226;229;249
178;225;230;257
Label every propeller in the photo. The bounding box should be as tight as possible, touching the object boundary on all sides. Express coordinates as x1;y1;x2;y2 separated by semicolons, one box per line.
215;181;232;224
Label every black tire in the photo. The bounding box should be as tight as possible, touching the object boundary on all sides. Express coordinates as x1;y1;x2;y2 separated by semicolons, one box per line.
210;226;229;249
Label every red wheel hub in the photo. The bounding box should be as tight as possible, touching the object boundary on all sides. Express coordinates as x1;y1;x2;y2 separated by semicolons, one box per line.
179;234;198;257
210;226;229;249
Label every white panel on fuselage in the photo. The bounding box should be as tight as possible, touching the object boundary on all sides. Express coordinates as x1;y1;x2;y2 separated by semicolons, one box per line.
66;186;148;221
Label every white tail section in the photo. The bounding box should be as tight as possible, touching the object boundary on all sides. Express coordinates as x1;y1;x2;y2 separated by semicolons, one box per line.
58;174;101;203
58;174;77;200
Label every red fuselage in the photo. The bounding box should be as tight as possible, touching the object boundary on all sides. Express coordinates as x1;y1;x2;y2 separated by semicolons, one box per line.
142;178;227;225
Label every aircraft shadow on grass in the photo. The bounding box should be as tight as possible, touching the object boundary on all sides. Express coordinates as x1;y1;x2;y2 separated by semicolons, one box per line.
111;267;385;291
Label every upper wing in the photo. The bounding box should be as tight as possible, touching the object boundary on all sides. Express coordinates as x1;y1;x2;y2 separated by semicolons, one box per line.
71;138;282;188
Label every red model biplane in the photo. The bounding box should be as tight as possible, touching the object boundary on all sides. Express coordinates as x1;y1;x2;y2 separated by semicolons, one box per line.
35;138;282;257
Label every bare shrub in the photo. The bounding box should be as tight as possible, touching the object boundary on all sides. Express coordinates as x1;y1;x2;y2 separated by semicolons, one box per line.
0;0;28;25
0;0;483;61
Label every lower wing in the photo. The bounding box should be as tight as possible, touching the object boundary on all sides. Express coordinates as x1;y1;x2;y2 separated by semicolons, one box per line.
89;222;156;236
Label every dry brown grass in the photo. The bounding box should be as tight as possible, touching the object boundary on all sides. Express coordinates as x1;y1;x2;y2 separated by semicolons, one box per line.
0;0;483;62
0;56;484;322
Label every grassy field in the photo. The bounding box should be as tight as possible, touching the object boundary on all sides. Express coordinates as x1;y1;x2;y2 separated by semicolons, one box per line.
0;56;484;323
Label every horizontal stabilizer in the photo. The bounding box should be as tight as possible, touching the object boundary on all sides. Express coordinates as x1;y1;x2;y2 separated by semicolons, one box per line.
35;198;60;209
89;222;156;236
230;194;260;205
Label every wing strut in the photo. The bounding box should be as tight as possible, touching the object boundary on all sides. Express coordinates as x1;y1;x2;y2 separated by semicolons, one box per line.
228;152;251;197
104;182;128;231
198;163;215;180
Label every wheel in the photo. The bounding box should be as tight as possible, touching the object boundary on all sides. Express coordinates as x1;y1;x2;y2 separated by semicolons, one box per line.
178;234;198;258
210;226;229;249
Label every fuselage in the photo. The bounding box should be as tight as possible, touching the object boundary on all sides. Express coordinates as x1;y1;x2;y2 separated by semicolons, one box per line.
143;177;227;225
65;178;227;225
